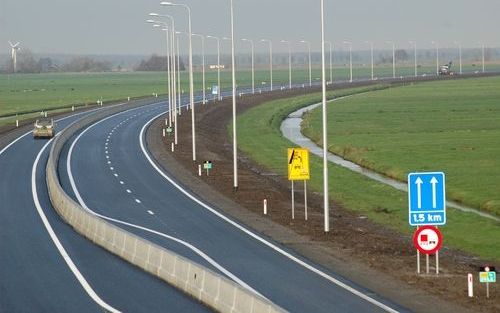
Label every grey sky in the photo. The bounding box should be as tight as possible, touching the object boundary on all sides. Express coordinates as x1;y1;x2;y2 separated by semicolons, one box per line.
0;0;499;56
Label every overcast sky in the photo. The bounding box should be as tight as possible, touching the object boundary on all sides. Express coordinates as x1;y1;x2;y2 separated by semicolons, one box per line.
1;0;499;56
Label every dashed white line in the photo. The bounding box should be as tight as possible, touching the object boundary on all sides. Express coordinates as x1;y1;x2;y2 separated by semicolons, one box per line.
110;167;114;171
113;173;118;177
126;189;132;194
134;199;141;204
147;210;155;215
119;181;124;185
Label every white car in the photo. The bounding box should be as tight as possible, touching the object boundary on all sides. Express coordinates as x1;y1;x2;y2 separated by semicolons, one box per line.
33;118;55;138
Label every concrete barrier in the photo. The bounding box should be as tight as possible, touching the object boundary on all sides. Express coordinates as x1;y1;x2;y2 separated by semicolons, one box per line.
46;99;286;313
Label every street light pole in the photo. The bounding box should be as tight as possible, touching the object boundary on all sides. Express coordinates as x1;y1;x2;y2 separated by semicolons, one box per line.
192;33;206;104
207;35;221;100
148;15;177;142
386;41;395;78
481;43;485;73
241;39;255;94
343;41;352;82
281;40;292;89
161;1;196;161
364;41;374;80
301;40;312;87
151;23;172;127
325;41;333;84
320;0;329;233
261;39;273;91
454;41;462;75
409;41;417;77
432;41;439;75
229;0;238;191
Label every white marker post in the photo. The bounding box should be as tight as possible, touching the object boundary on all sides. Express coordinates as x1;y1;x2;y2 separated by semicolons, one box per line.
163;129;166;137
171;142;174;152
291;181;295;220
468;274;474;297
198;164;202;176
263;199;267;215
15;115;19;128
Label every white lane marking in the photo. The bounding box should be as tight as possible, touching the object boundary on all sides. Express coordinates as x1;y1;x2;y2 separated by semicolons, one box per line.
106;156;109;159
66;104;265;298
32;139;121;313
107;161;112;165
113;173;118;177
139;112;400;313
0;104;114;158
110;167;114;171
119;181;124;185
135;199;142;204
126;189;132;194
147;210;155;215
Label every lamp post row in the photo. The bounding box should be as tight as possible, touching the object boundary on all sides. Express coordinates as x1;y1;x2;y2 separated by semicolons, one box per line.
149;1;487;234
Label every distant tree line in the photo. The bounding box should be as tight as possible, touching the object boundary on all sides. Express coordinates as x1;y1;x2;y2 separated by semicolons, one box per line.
135;54;185;72
1;49;112;74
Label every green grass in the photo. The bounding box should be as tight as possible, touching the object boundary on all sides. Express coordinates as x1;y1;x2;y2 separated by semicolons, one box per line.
2;61;499;126
237;83;500;262
302;77;500;216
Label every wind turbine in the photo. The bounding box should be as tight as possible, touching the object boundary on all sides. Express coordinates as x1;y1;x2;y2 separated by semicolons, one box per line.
9;41;21;73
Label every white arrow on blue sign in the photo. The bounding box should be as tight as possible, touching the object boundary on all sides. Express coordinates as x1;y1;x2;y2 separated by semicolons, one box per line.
408;172;446;226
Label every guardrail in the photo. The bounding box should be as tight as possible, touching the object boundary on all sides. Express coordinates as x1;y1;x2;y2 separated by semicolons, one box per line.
45;98;286;313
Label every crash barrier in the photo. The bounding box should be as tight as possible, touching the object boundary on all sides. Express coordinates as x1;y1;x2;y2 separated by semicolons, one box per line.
46;99;286;313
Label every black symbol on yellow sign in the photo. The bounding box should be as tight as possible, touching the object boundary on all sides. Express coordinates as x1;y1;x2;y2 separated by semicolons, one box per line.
287;148;310;181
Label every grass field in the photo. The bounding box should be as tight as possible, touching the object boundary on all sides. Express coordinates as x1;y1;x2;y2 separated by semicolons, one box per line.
1;62;498;125
236;83;500;261
302;77;500;216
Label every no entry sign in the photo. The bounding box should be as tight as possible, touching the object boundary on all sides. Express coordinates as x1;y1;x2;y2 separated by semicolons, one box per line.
413;226;443;255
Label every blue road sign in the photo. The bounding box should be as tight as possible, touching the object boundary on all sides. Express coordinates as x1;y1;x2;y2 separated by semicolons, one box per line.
408;172;446;226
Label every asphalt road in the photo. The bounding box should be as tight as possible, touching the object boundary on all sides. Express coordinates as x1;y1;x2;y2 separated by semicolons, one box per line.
6;74;488;311
0;107;211;312
58;96;410;313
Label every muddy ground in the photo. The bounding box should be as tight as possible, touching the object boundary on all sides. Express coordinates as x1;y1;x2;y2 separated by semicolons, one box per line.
147;86;499;313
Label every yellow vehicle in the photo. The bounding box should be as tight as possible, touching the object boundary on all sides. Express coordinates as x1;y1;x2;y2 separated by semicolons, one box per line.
33;118;55;138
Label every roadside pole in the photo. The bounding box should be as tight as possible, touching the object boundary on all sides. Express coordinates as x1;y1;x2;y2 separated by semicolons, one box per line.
304;180;308;220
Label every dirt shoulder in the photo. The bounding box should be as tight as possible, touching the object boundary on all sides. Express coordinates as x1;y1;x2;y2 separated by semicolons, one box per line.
146;85;499;312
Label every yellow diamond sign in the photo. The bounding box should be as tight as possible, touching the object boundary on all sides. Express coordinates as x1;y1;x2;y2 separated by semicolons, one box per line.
287;148;310;181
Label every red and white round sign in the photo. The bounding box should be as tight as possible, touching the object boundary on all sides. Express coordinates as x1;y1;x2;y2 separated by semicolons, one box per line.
413;226;443;255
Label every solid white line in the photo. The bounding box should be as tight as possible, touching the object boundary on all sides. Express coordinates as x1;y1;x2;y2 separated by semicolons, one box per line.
32;139;121;313
65;104;265;298
139;112;400;313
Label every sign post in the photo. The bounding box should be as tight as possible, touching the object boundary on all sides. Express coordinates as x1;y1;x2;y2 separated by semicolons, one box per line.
408;172;446;275
203;161;213;176
287;148;310;220
479;266;496;299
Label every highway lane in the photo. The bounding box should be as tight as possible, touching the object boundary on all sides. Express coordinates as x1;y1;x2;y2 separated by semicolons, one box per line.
62;99;411;312
0;106;211;312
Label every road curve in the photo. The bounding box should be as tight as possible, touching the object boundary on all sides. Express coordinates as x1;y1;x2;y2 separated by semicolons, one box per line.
60;96;411;313
0;106;211;312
